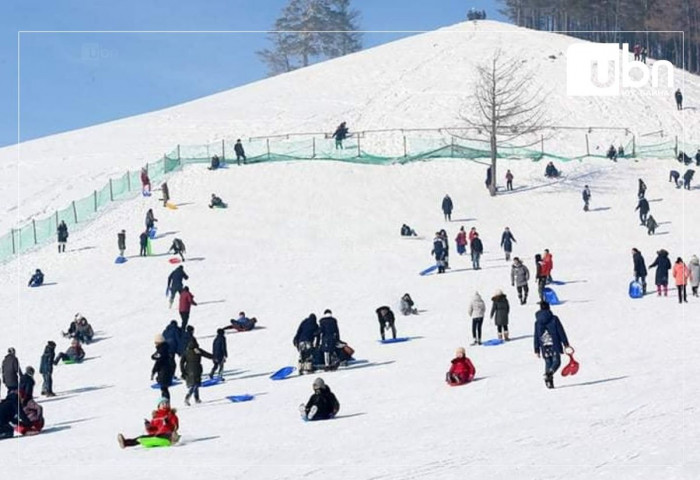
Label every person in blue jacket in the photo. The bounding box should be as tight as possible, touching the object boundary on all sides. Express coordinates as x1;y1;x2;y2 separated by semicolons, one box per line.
632;248;647;295
500;227;516;261
533;301;570;389
317;310;340;370
209;329;227;380
28;269;44;287
162;320;182;358
167;265;188;308
432;232;447;274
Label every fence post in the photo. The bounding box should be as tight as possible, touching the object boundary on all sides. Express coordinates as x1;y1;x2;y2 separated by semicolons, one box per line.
585;134;590;156
72;201;78;223
356;134;361;158
55;211;58;227
32;219;37;245
541;135;544;154
632;136;636;156
126;171;131;191
109;179;114;201
94;190;97;212
177;144;181;164
266;138;270;160
222;139;226;162
451;137;455;157
674;136;678;156
312;137;316;158
11;229;15;254
163;156;167;174
403;136;407;157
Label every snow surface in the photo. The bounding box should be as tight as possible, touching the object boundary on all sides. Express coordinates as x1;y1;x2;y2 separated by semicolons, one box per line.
0;19;699;480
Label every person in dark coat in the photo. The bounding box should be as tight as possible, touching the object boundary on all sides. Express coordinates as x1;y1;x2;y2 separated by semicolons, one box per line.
116;230;127;257
179;325;194;358
582;185;591;211
470;232;484;270
180;333;212;406
432;232;447;274
167;265;188;308
485;166;492;189
0;391;31;439
505;169;514;191
209;194;226;209
635;197;650;225
2;348;21;395
675;89;683;110
234;139;246;165
18;366;35;403
533;301;570;389
151;334;175;401
400;293;418;315
441;194;453;221
669;169;681;187
332;122;348;149
224;312;257;331
632;248;647;294
376;306;396;341
209;155;221;170
294;314;320;373
400;224;417;237
162;320;183;358
544;162;560;178
500;227;516;261
39;341;56;397
439;229;450;268
301;377;339;421
649;249;672;296
638;179;647;199
209;329;228;380
646;215;658;235
317;310;340;370
490;290;510;341
169;238;186;262
55;339;85;363
161;182;170;207
57;220;68;253
73;315;94;344
606;145;617;161
28;269;44;287
696;150;700;167
139;231;148;256
140;168;151;192
683;169;695;190
145;208;157;231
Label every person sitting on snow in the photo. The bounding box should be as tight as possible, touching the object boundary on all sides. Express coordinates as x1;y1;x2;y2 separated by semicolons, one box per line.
300;377;340;421
209;194;226;209
118;397;179;448
224;312;257;332
168;238;186;262
400;293;418;316
28;269;44;287
74;316;94;344
55;339;85;364
0;391;31;439
544;162;560;178
15;397;44;436
400;224;417;237
446;347;476;386
209;155;220;170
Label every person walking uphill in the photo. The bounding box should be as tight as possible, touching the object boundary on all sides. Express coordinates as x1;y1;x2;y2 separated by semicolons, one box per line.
180;333;212;406
39;341;56;397
332;122;349;149
511;257;530;304
675;89;683;110
161;182;170;208
442;194;453;221
167;265;188;308
533;301;570;389
468;292;486;345
57;220;68;253
117;230;126;257
139;231;148;257
2;348;21;395
632;248;648;295
376;306;396;341
455;227;467;256
178;286;197;329
672;257;690;304
234;139;247;165
432;232;447;274
145;209;158;232
209;329;227;380
582;185;591;212
151;334;175;401
490;290;510;341
635;197;650;226
470;233;484;270
649;249;672;296
690;255;700;297
500;227;516;261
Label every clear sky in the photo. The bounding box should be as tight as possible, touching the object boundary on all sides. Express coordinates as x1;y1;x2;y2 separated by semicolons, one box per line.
1;0;505;147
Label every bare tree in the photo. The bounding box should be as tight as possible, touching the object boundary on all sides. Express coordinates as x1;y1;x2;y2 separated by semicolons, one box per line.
461;49;549;196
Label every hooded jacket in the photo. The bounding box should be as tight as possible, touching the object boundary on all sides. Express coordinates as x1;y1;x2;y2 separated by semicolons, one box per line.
468;294;486;319
533;309;569;355
649;250;672;285
689;256;700;288
490;294;510;327
511;261;530;287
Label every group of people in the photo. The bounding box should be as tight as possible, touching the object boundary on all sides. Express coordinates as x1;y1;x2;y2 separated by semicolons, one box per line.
634;248;700;303
293;310;354;374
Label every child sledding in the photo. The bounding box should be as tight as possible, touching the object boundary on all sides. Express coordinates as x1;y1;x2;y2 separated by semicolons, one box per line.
118;397;179;448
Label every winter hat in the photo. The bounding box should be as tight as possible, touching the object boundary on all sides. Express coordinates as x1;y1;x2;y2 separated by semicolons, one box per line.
691;255;699;264
493;289;504;297
8;347;15;355
313;377;325;390
217;328;224;335
186;325;194;333
154;334;165;344
48;341;56;348
26;366;35;376
455;347;466;357
323;309;332;315
540;301;551;311
157;397;170;407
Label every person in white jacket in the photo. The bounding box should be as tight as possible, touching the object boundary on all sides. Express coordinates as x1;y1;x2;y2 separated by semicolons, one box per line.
689;255;700;297
468;292;486;345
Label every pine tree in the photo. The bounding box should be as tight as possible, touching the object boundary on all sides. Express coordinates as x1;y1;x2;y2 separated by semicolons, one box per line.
257;0;362;76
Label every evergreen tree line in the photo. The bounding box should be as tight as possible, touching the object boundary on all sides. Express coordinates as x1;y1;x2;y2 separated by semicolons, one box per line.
499;0;700;74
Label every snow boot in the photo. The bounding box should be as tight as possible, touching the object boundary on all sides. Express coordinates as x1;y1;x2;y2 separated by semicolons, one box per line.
471;339;478;346
504;331;510;341
544;372;554;389
184;394;191;406
307;405;318;421
117;433;125;449
170;431;180;444
497;332;503;341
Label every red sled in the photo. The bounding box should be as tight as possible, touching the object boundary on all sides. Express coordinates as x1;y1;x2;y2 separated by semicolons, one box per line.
561;347;579;377
168;257;182;264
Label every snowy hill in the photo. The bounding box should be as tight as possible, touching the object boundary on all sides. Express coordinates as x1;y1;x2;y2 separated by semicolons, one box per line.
2;20;700;233
1;20;699;480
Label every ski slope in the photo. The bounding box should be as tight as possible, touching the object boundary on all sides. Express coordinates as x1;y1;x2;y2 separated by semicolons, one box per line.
0;19;699;480
2;20;700;233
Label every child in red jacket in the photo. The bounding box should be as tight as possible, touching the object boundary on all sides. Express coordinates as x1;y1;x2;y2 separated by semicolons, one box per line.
118;398;179;448
446;347;476;385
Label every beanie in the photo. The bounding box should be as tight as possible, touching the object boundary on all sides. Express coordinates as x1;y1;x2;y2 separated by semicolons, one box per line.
154;334;165;344
312;377;325;389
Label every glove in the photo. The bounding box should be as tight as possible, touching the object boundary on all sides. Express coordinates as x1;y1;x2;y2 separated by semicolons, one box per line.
151;373;155;381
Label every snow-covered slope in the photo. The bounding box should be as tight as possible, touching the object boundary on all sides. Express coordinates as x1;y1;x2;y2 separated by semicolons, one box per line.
2;20;700;233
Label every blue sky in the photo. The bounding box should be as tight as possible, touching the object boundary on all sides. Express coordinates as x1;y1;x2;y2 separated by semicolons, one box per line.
1;0;504;147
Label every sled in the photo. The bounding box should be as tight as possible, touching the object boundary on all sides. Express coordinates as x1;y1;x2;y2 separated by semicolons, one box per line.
200;377;223;387
168;257;182;264
137;436;172;448
150;379;182;389
166;202;178;210
148;228;157;240
543;287;560;305
212;203;228;209
115;256;128;264
29;283;43;288
419;265;438;276
227;394;254;403
482;339;504;346
379;337;409;344
561;347;580;377
270;366;296;380
62;358;81;364
628;280;644;299
142;190;152;197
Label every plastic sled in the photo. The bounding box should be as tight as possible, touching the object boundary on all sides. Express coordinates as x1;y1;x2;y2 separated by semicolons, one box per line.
213;203;228;209
561;347;580;377
168;257;182;264
137;436;172;448
543;287;560;305
419;265;438;276
379;337;409;344
270;366;295;380
227;394;254;403
200;377;223;387
150;379;182;389
115;256;128;264
146;239;153;256
29;283;42;288
628;280;643;299
142;190;152;197
166;202;178;210
148;228;157;240
62;358;81;364
482;339;504;346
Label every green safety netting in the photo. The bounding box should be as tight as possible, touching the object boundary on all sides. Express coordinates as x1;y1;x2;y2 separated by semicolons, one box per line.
0;133;693;264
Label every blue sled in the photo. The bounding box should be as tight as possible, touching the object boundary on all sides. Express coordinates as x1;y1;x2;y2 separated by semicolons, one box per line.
148;228;157;239
150;379;182;389
115;256;128;264
482;338;504;346
142;190;152;197
629;281;644;299
270;366;295;380
201;377;223;387
543;287;560;305
419;265;438;276
380;337;410;344
227;394;254;403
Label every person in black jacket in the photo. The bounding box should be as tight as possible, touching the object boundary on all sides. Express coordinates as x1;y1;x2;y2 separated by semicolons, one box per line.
533;302;570;389
432;232;447;274
332;122;348;149
139;231;148;257
209;155;221;170
669;170;681;188
168;238;186;262
376;306;397;341
39;341;56;397
301;377;340;421
683;169;695;190
294;314;320;373
632;248;647;294
151;334;175;401
441;194;453;221
167;265;188;308
145;209;158;231
675;88;683;110
18;367;35;404
0;391;31;439
234;139;246;165
28;269;44;287
470;232;484;270
162;320;182;358
161;182;170;207
2;348;21;395
638;179;647;199
582;185;591;212
500;227;516;261
209;329;227;380
57;220;68;253
117;230;126;257
635;197;650;225
649;249;672;296
318;310;340;370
